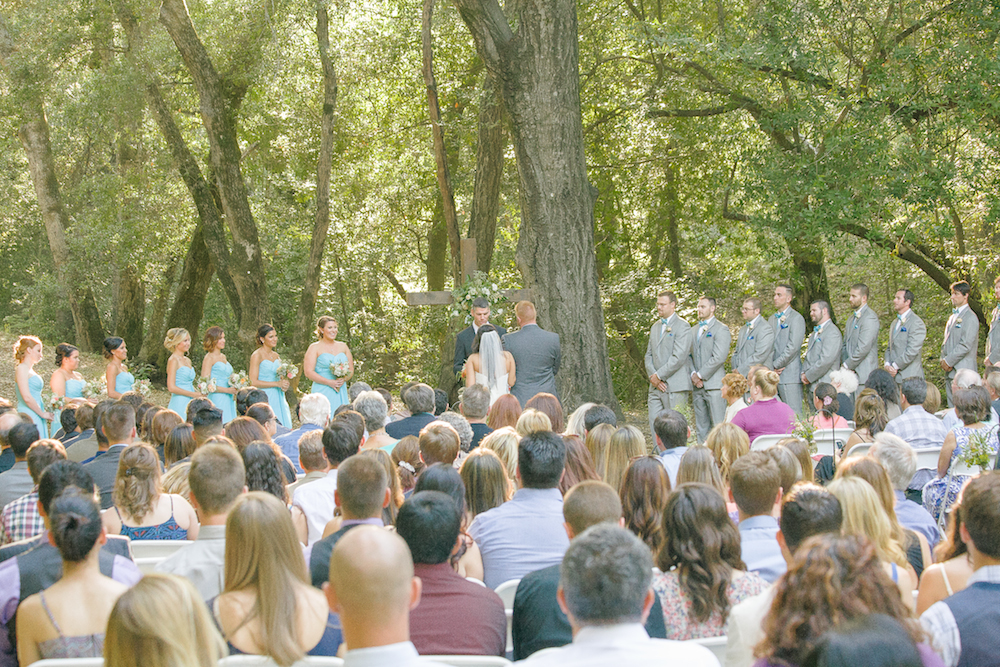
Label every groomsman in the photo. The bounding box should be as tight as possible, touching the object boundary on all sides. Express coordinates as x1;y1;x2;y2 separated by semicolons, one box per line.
689;297;731;442
731;298;774;377
884;289;926;385
940;281;979;406
841;283;880;388
644;291;693;438
771;284;806;416
985;276;1000;371
801;300;842;394
454;297;506;377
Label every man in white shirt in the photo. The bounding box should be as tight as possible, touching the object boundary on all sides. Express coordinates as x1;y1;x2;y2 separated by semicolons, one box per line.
519;524;718;666
292;421;360;545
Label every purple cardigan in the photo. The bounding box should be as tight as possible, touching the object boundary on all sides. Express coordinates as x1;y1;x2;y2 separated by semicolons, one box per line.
732;398;797;444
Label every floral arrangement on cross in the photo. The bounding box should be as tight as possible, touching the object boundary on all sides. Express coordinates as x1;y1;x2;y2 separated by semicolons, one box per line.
449;271;507;325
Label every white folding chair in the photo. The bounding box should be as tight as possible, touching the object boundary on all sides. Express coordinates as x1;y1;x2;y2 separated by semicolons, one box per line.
844;442;872;459
134;557;166;574
33;660;104;667
750;434;786;451
915;448;943;471
812;429;849;458
421;657;513;667
951;452;997;477
220;656;345;667
465;577;487;587
690;635;727;666
493;579;521;654
128;539;192;560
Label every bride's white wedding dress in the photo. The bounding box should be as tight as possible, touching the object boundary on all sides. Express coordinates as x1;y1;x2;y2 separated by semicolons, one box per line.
475;371;509;407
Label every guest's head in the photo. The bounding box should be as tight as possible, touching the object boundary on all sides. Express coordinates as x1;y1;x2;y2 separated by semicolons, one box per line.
516;408;552;436
677;446;727;497
353;391;388;434
190;406;223;446
414;463;467;525
583;404;617;433
184;398;213;424
776;438;814;483
524;393;564;433
436;412;474;453
299;393;331;428
38;461;95;518
705;423;749;485
102;402;136;445
403;383;435;415
58;407;78;435
91;400;115;448
486;394;522;430
236;388;268;417
813;382;839;419
603;426;646;492
246;403;278;438
348;381;372;403
584;423;615;478
766;445;802;495
119;391;142;410
49;488;103;563
224;417;269;450
480;427;518;482
241;442;287;504
806;614;924;667
7;422;39;460
459;385;490;422
360;449;403;525
459;448;510;518
653;408;688;451
729;451;782;521
391;436;422;492
865;369;899;408
113;443;163;520
559;434;600;495
319;420;360;469
75;403;96;434
953;367;982;391
868;432;917;492
564;402;596;437
333;409;365;445
297;431;328;474
562;480;622;537
189;444;246;519
26;439;66;485
923;381;942;414
433;389;449;416
778;483;843;556
417;422;460;466
161;462;191;497
828;476;907;567
396;491;461;566
749;367;780;400
619;456;670;552
836;457;905;539
336;455;390;521
150;409;182;449
853;392;888;437
955;385;991;426
899;377;927;408
164;424;195;467
957;472;1000;564
721;373;748;404
518;430;566;489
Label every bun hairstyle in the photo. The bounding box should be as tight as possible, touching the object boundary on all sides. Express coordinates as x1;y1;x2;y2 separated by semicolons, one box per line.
202;326;225;352
163;328;189;353
55;343;79;368
814;383;839;419
49;489;102;562
752;367;780;398
315;316;336;340
12;335;42;362
113;443;162;522
103;337;125;359
256;324;276;347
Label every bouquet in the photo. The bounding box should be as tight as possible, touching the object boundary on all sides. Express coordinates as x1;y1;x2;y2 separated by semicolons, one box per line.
330;360;350;379
41;389;63;412
92;375;108;396
229;370;252;390
79;379;96;399
958;426;998;473
275;362;298;380
196;377;218;395
134;379;152;398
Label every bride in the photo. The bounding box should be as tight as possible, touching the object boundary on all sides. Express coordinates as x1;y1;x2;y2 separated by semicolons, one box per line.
464;324;516;406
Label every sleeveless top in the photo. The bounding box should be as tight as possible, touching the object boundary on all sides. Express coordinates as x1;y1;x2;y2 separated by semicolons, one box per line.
36;592;104;659
258;358;293;429
115;370;135;395
15;372;48;439
312;352;350;416
168;365;196;416
475;371;510;407
53;377;86;434
208;361;237;424
114;497;187;541
210;597;343;658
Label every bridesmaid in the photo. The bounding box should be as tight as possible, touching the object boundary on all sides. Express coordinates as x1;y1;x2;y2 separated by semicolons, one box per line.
201;326;236;424
164;328;201;417
13;336;52;438
50;343;85;430
104;337;135;399
303;316;353;419
249;324;292;429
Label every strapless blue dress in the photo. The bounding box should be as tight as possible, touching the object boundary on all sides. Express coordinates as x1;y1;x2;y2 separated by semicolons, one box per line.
53;377;85;432
312;352;349;417
16;372;48;439
115;370;135;396
168;366;196;417
258;358;292;428
208;361;236;424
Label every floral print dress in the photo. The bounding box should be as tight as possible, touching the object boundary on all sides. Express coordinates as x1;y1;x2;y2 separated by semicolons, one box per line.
652;568;767;640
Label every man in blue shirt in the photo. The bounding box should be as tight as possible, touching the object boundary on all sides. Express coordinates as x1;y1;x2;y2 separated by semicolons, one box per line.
653;409;689;488
730;452;785;583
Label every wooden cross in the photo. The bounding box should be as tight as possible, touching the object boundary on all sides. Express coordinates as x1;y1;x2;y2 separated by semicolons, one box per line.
405;238;533;306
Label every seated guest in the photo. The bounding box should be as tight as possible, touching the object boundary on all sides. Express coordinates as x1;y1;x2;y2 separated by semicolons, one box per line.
459;448;511;519
866;368;904;421
765;445;802;497
0;440;65;545
730;452;785;583
469;430;570;589
67;400;112;464
275;393;330;472
412;464;484;581
190;405;224;449
418;422;460;467
397;491;505;656
828;368;859;422
436;412;474;455
361;449;403;526
348;382;372;403
235;388;268;417
324;527;450;667
870;433;941;547
15;490;128;665
156;444;246;600
486;393;522;431
308;454;389;588
101;443;199;541
563;402;595;438
333;409;365;446
0;423;39;508
583;404;616;434
677;446;728;498
149;408;183;463
653;409;689;488
518;524;717;666
885;378;948;450
516;408;552;436
224;416;269;450
241;442;289;505
288;431;329;496
392;436;423;494
726;484;843;667
164;424;196;468
60;403;93;451
732;368;796;445
83;402;136;509
917;506;974;615
524;393;564;434
722;372;749;423
184;398;215;425
213;493;342;661
843;391;889;454
460;385;493;448
558;434;599;496
354;391;396;452
434;389;449;416
246;402;283;441
809;614;926;667
385;384;437;439
603;426;646;492
480;427;519;483
652;483;767;639
105;573;225;667
810;382;851;430
921;473;1000;667
942;369;1000;432
584;423;614;479
620;457;671;553
53;407;78;443
513;481;670;660
292;421;361;546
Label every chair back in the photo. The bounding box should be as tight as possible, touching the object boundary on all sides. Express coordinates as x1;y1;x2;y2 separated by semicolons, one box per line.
690;635;728;666
750;434;786;451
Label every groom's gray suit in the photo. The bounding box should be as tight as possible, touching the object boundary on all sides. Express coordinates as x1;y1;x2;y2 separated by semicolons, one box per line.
644;314;693;437
502;324;561;406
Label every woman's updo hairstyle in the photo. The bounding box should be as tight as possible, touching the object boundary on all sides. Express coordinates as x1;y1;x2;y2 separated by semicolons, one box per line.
113;443;162;522
751;367;780;398
13;335;41;362
315;316;336;340
256;324;276;346
54;343;79;368
814;382;839;419
202;326;224;352
471;324;497;354
103;336;125;359
49;489;102;562
162;329;189;353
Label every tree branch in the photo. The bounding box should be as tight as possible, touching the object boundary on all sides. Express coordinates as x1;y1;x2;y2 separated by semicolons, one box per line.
450;0;514;72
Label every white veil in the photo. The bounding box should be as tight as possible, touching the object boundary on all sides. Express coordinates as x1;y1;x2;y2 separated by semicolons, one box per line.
478;330;506;385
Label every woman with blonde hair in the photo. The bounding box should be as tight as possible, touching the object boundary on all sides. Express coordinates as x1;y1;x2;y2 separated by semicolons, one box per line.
564;402;596;438
486;393;522;430
13;335;52;438
603;425;646;491
303;316;353;418
827;476;917;607
721;372;748;422
516;408;551;436
584;422;615;479
460;448;511;518
105;573;226;667
391;436;423;493
214;493;342;663
480;427;519;483
676;446;727;498
731;367;796;444
705;423;749;484
102;443;199;541
776;437;814;483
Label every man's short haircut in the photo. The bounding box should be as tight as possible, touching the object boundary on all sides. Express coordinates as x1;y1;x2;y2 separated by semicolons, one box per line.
189;444;246;515
811;300;831;316
518;430;566;489
657;291;677;304
297;430;327;471
958;472;1000;559
353;391;388;433
653;409;687;450
419;422;460;465
102;402;136;443
471;297;490;310
299;393;331;427
869;433;917;491
7;422;40;458
436;412;474;453
900;377;928;406
184;398;214;424
460;385;491;420
27;440;67;484
74;403;95;431
779;483;843;553
729;451;781;516
699;296;717;308
38;461;95;515
515;301;536;321
433;389;449;416
559;524;652;624
744;297;761;312
348;381;372;403
322;421;361;465
563;480;622;535
584;405;617;432
897;289;915;306
950;280;971;296
333;410;365;445
337;455;388;518
191;406;223;433
396;490;461;565
92;400;115;446
59;408;78;435
0;413;20;449
777;283;794;297
850;283;869;298
403;383;435;414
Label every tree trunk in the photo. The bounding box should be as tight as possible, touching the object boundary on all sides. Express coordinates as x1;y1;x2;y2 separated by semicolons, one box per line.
468;72;505;274
663;160;682;277
116;264;145;358
453;0;620;411
789;239;832;323
159;225;216;371
426;200;449;292
142;258;179;373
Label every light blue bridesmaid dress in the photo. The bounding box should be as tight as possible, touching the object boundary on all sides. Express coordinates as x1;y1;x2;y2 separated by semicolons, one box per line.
258;358;292;428
168;365;196;417
115;369;135;395
53;377;85;432
15;372;48;439
312;352;349;418
208;361;236;424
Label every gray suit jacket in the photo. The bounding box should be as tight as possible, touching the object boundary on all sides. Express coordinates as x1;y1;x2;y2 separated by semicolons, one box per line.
803;320;842;384
987;306;1000;366
502;324;561;406
731;315;774;377
885;310;926;382
691;318;731;390
644;316;693;393
772;308;806;385
941;306;979;378
842;305;880;385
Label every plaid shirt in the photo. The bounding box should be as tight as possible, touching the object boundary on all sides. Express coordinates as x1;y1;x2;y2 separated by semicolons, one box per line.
885;405;949;450
0;489;43;546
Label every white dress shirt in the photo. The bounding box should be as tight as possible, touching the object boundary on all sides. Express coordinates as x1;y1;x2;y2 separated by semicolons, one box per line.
291;468;339;545
517;623;719;666
725;585;776;667
343;641;450;667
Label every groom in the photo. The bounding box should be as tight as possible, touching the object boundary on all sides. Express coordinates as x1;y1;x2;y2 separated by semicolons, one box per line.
503;301;561;406
454;297;507;379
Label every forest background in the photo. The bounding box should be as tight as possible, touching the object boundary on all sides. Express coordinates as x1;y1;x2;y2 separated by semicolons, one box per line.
0;0;998;413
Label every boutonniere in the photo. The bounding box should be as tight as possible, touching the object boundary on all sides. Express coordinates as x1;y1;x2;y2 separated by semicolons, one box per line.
956;318;963;325
779;322;788;330
748;322;755;331
665;327;672;334
900;327;907;333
